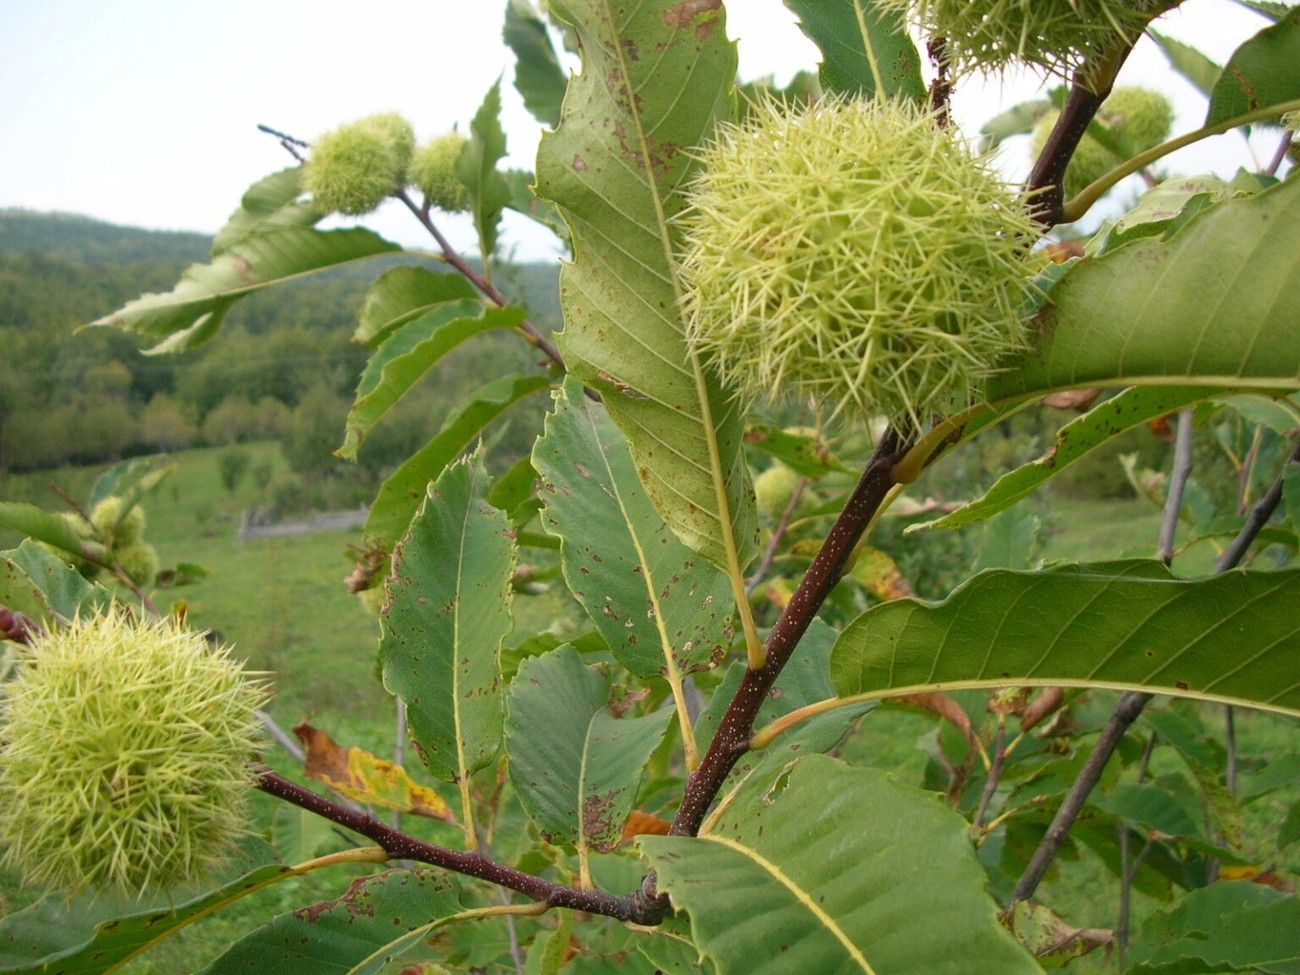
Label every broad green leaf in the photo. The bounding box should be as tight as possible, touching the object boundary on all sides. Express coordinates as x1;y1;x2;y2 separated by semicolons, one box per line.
980;98;1053;152
88;227;401;353
986;175;1300;403
1;542;109;622
211;167;322;255
504;0;568;128
1208;7;1300;125
784;0;925;102
364;373;552;546
354;266;479;347
1126;883;1300;974
340;302;525;459
380;455;514;783
0;504;104;565
1150;31;1222;98
919;387;1226;530
830;561;1300;717
641;756;1040;975
535;0;758;573
0;839;284;975
197;869;465;975
458;81;512;259
505;646;671;852
532;381;734;676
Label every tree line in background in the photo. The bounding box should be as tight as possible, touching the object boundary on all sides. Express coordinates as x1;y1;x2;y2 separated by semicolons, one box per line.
0;212;557;507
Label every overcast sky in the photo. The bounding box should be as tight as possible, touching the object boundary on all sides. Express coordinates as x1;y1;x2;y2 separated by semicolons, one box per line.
0;0;1287;262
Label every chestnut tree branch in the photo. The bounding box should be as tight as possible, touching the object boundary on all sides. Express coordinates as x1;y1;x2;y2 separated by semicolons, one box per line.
255;768;665;924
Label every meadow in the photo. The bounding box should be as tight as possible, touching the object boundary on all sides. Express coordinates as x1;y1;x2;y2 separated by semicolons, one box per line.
2;442;1296;974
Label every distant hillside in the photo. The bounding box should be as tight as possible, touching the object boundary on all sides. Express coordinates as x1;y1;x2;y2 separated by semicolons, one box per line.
0;209;562;325
0;209;212;264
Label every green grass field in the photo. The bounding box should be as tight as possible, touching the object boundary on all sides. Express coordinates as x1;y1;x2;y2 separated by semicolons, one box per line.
2;445;1296;973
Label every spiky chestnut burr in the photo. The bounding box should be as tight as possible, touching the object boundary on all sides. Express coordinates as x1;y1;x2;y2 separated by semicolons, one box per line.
411;133;471;213
0;607;269;895
90;497;146;547
881;0;1172;79
679;96;1039;429
304;112;415;216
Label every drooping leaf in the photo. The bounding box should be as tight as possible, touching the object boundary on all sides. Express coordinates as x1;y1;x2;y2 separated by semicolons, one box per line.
1126;883;1300;974
1098;175;1235;252
505;646;671;852
197;869;465;975
379;454;514;783
364;373;552;546
354;266;479;348
0;839;284;975
918;387;1226;530
1207;8;1300;126
88;227;401;353
987;175;1300;403
211;167;323;256
784;0;925;102
458;80;513;259
504;0;568;128
294;723;455;821
340;301;525;459
532;381;734;676
534;0;758;573
641;756;1040;975
1150;31;1222;98
830;561;1300;717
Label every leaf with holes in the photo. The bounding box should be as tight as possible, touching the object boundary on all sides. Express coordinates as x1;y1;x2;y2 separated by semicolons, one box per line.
506;646;671;853
640;755;1040;975
534;0;757;574
533;380;734;676
830;562;1300;717
196;869;464;975
380;454;514;783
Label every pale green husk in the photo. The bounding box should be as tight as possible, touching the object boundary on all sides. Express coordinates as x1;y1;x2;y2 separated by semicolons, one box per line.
882;0;1170;76
680;97;1039;428
411;133;471;213
305;112;414;216
0;608;269;895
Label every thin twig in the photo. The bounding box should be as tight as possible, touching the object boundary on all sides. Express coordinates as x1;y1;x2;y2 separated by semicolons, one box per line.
974;720;1008;828
257;123;308;164
1217;439;1300;571
393;189;567;371
1159;408;1195;565
668;428;910;839
256;769;664;924
1011;690;1153;904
